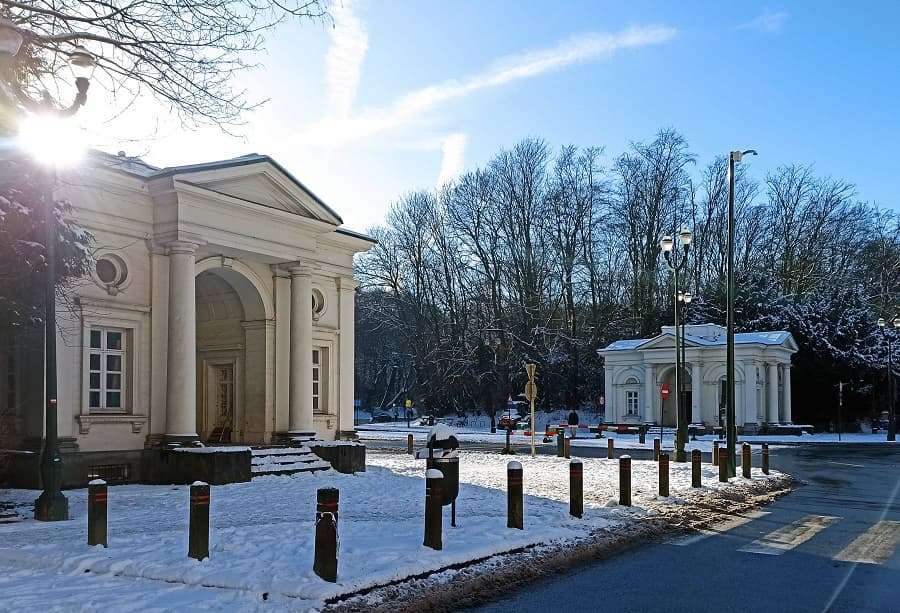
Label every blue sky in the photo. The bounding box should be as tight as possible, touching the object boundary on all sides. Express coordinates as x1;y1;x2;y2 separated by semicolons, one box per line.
82;1;900;231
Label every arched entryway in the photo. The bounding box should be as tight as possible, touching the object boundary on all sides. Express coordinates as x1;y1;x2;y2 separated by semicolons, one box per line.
194;260;271;444
658;365;693;427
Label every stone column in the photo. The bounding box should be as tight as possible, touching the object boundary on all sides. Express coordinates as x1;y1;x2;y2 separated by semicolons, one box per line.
604;367;615;421
644;363;655;423
690;361;702;423
783;364;792;423
742;360;758;426
289;266;314;435
165;241;199;439
767;363;779;424
337;278;358;438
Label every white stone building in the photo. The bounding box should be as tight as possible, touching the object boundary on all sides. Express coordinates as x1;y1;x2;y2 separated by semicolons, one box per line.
598;324;798;430
1;151;374;481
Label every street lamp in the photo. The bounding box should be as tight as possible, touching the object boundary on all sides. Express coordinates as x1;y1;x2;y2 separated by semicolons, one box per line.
1;31;96;521
660;229;693;462
726;149;757;477
877;317;900;442
678;291;694;438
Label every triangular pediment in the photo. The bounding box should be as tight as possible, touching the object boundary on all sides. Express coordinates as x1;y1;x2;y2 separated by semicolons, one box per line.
638;333;702;351
161;155;343;225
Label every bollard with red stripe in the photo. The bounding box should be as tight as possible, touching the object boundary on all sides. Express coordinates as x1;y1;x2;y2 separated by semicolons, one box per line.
718;447;729;483
691;449;701;488
659;452;670;497
507;461;523;529
762;443;770;475
742;443;752;479
188;481;210;561
619;455;632;506
712;440;720;466
569;459;583;518
314;487;339;582
87;479;107;547
424;469;443;550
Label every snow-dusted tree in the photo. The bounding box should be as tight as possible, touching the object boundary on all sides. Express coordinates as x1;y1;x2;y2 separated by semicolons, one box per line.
0;157;92;330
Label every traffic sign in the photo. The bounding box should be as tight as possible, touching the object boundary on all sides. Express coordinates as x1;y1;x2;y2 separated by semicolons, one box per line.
660;383;670;400
405;399;412;409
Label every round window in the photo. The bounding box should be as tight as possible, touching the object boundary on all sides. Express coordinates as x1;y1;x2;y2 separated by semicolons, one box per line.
94;255;127;288
312;288;326;318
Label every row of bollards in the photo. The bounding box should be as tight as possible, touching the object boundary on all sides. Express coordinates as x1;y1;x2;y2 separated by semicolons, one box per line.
85;480;343;583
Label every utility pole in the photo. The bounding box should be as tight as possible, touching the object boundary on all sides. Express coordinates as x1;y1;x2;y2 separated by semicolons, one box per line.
837;381;843;442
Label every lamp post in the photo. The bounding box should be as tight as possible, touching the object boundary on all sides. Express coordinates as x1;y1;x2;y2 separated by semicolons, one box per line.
726;149;756;477
877;317;900;442
0;20;96;521
678;291;693;427
660;229;692;462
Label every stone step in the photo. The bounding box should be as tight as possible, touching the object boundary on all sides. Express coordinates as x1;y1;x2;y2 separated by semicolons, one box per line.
252;454;320;467
251;446;312;457
0;513;23;524
251;459;331;477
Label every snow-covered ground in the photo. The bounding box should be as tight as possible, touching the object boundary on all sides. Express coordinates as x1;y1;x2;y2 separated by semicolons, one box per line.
357;422;900;451
0;451;780;611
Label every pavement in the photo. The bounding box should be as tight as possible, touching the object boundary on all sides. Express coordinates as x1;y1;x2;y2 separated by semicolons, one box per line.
467;444;900;613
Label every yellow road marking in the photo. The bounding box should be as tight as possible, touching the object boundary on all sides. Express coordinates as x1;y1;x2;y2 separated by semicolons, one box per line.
739;514;840;555
834;521;900;565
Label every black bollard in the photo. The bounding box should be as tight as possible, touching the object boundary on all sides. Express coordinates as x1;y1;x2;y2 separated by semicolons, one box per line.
742;443;752;479
691;449;701;488
607;437;614;459
639;427;646;444
659;452;670;497
718;447;729;483
712;440;719;466
762;443;770;475
188;481;210;561
407;433;414;455
653;438;660;462
424;469;443;550
314;488;339;582
564;436;571;459
87;479;107;547
505;427;512;454
557;429;565;457
507;461;524;529
619;455;632;506
569;459;583;518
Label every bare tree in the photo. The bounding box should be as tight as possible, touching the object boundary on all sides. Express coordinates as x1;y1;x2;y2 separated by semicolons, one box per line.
0;0;329;128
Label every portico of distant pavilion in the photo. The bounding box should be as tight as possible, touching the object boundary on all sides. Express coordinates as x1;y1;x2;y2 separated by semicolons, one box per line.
598;324;798;431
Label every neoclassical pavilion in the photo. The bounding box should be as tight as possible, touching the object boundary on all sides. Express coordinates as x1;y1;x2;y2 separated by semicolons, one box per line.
1;151;374;478
598;324;798;431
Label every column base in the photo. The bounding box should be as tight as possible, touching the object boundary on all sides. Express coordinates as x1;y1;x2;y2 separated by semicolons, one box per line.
162;434;201;448
34;489;69;521
274;431;317;446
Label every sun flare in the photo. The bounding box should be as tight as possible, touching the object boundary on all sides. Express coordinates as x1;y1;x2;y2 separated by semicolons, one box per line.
17;113;86;167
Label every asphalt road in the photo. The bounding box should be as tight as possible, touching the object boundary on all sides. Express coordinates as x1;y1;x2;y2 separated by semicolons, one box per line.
467;444;900;613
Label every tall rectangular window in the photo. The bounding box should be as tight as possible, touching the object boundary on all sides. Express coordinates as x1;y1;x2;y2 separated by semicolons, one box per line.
88;328;125;412
312;348;321;413
626;391;639;416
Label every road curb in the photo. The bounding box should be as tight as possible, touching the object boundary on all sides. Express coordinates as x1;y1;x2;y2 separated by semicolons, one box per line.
325;474;795;612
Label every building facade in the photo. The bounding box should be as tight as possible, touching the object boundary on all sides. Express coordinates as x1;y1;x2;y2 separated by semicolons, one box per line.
598;324;798;430
1;151;374;476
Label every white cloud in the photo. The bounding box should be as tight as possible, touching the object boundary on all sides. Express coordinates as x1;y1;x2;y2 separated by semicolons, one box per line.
436;133;468;187
737;8;790;33
325;0;369;118
296;24;677;147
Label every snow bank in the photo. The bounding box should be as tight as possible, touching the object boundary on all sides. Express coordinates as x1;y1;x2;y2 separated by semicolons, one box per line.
0;450;782;611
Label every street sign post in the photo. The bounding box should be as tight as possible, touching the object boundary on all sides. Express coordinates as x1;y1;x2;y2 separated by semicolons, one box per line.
525;364;537;457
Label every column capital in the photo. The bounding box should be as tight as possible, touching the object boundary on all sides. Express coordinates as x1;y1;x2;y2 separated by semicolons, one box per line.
165;240;201;255
288;264;314;278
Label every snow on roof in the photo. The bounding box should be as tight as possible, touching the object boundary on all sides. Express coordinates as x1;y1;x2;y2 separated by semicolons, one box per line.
600;324;794;352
